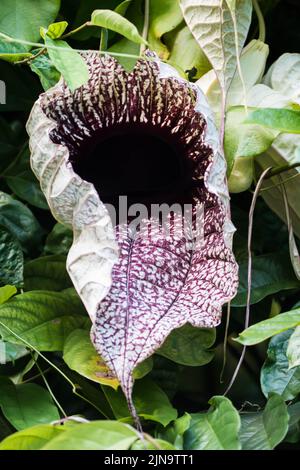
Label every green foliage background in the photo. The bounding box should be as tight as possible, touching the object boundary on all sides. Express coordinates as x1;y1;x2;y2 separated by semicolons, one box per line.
0;0;300;451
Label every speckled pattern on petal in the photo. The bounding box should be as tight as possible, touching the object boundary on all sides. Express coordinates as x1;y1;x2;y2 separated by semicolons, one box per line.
29;52;239;426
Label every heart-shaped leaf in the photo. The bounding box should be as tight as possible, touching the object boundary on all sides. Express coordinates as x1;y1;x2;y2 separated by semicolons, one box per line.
103;377;177;426
180;0;252;98
239;394;289;450
0;424;67;450
44;36;89;92
287;325;300;368
42;421;138;450
183;396;241;450
0;290;89;351
0;191;43;254
63;329;119;389
0;226;24;287
157;324;216;366
261;329;300;400
0;377;60;431
24;255;72;291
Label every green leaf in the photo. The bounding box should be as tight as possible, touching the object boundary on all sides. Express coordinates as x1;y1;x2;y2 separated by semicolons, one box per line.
157;324;216;366
198;40;269;121
225;106;278;175
232;252;300;307
0;39;32;63
115;0;133;16
180;0;253;95
158;412;191;449
235;309;300;346
95;0;132;49
44;36;89;92
29;52;60;91
131;439;176;450
63;329;119;389
0;0;61;44
256;134;300;240
6;174;47;209
0;424;67;450
167;26;211;80
108;0;144;71
103;378;177;426
70;0;122;41
287;325;300;368
226;0;236;11
0;227;23;287
133;356;153;380
0;117;18;171
150;356;179;399
0;290;89;351
24;255;71;292
261;329;300;400
148;0;183;59
0;191;43;254
44;223;73;256
4;145;48;209
228;40;269;106
239;394;289;449
42;421;138;450
246;108;300;134
58;365;115;420
0;377;59;430
227;155;254;193
183;396;241;450
41;21;68;40
90;9;146;45
285;402;300;444
0;285;17;304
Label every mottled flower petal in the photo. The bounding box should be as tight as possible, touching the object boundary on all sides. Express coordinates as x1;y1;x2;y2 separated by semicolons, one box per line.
27;52;238;427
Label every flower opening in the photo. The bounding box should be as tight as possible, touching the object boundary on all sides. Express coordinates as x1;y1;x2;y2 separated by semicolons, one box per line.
27;52;239;426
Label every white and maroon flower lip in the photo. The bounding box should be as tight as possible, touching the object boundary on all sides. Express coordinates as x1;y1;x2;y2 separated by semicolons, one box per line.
27;52;238;420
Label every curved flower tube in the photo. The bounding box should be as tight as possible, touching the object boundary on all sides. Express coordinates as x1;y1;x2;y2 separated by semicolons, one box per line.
27;52;238;426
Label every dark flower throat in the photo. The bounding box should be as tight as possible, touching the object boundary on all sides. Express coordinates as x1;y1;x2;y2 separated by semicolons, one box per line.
70;124;195;208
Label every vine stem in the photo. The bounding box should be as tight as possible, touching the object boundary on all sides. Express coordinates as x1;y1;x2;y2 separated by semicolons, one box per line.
0;32;142;60
220;90;226;148
230;9;248;114
265;162;300;179
60;22;91;39
15;47;46;65
280;175;300;280
32;352;68;418
260;171;300;193
220;302;231;384
140;0;150;55
22;367;52;384
0;320;110;417
223;167;272;396
252;0;266;43
143;433;162;450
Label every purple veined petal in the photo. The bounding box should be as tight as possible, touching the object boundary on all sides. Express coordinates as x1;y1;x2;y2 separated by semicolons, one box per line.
26;51;239;429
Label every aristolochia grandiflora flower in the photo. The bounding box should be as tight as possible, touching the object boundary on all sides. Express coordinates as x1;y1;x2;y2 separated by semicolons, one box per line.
27;52;238;427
